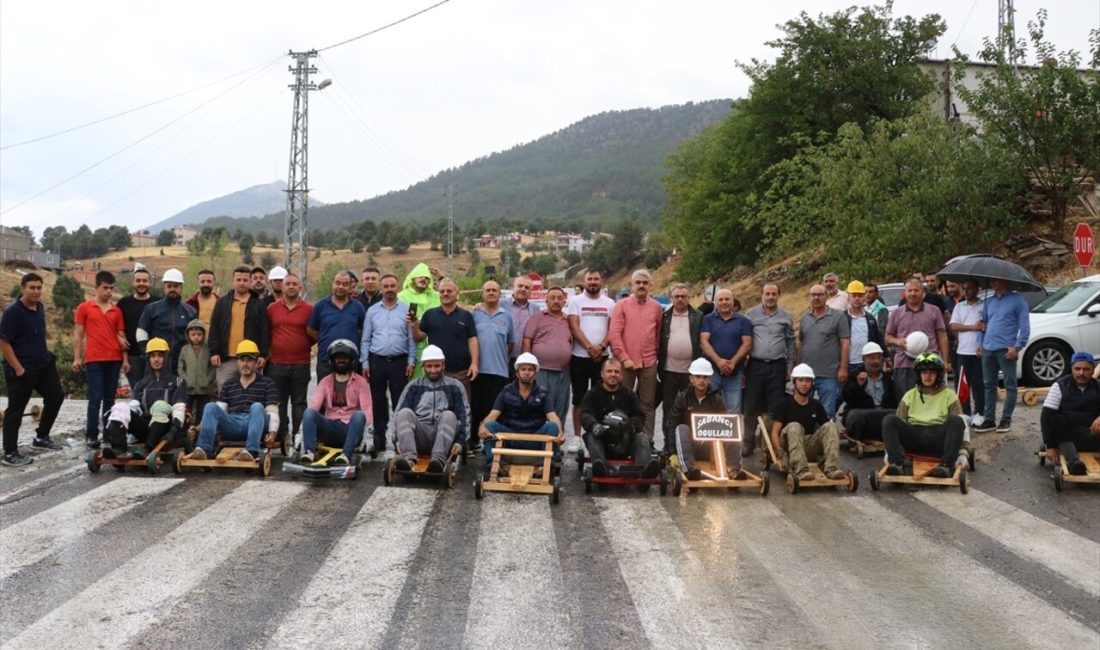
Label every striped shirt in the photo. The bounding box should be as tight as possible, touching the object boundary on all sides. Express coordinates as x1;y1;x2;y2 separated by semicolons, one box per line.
218;373;279;414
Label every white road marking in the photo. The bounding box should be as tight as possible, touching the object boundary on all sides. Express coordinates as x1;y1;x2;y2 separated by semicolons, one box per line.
463;497;574;649
596;498;745;648
0;476;182;580
0;464;87;504
266;487;438;649
4;481;304;650
914;488;1100;598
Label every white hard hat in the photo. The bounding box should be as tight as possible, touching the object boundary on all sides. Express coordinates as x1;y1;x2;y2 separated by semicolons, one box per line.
514;352;540;370
905;331;930;359
791;363;815;380
688;358;714;376
861;342;884;356
421;345;446;362
161;268;184;284
268;265;288;280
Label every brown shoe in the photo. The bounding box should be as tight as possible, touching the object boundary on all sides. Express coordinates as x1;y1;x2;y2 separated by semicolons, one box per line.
824;467;846;480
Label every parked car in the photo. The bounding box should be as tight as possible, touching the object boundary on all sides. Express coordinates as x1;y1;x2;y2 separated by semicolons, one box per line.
1017;274;1100;386
978;285;1058;310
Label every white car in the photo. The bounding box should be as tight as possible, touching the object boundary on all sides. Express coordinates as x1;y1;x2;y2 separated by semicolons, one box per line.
1018;274;1100;386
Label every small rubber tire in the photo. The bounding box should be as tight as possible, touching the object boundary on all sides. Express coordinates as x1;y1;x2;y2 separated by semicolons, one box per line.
281;435;292;457
86;449;101;473
446;466;456;489
969;450;976;472
847;472;859;492
958;468;968;494
659;467;668;496
576;448;586;471
672;473;682;497
786;472;799;494
259;451;272;477
854;442;865;459
583;465;593;494
474;475;484;499
760;474;769;496
759;447;772;472
551;476;561;505
1053;466;1063;492
869;471;880;491
174;450;184;474
146;451;160;475
382;459;394;485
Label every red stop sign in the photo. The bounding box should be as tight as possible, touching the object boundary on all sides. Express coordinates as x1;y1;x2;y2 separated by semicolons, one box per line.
1074;223;1095;268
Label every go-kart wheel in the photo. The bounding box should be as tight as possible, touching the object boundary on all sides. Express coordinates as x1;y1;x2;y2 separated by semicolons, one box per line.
672;473;682;497
659;468;668;496
968;450;976;472
583;466;593;494
173;450;184;474
1037;445;1047;466
869;470;880;491
146;450;160;475
258;451;272;477
759;447;771;471
760;473;769;496
847;472;859;492
383;459;395;485
1053;466;1063;492
786;472;799;494
474;475;484;499
551;476;561;505
575;448;586;470
281;435;292;457
446;465;456;489
86;450;101;473
854;441;865;459
958;468;968;494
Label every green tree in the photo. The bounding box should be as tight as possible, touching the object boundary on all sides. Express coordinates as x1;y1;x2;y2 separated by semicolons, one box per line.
155;230;175;247
350;239;364;254
260;251;278;269
311;261;345;298
367;237;381;255
52;274;84;322
107;225;131;251
953;11;1100;232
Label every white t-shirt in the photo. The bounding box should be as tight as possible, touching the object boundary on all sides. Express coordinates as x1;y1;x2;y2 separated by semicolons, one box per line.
566;293;616;357
950;300;983;355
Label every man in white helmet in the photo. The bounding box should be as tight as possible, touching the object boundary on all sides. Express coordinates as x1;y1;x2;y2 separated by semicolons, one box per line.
136;268;197;371
770;363;845;481
391;345;469;472
266;265;288;306
841;342;898;441
478;352;564;474
667;357;745;480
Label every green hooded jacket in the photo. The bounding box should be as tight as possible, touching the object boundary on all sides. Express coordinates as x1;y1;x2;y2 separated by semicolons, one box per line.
397;263;441;377
177;319;217;396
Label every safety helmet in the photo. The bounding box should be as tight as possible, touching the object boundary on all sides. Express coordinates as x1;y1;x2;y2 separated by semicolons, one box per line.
235;339;261;358
861;342;884;356
602;409;631;436
327;338;359;360
904;331;929;359
514;352;540;370
185;318;206;333
145;338;171;354
421;345;446;363
914;353;945;373
161;268;184;284
846;280;865;294
268;265;288;281
688;358;714;377
149;400;173;424
791;363;815;380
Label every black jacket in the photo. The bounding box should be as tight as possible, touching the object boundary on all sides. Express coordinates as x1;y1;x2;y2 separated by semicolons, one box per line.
208;290;272;359
658;306;703;375
578;383;646;434
844;310;885;353
843;370;898;410
665;386;726;438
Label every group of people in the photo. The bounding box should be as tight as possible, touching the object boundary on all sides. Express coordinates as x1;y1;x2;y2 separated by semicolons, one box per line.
2;264;1097;481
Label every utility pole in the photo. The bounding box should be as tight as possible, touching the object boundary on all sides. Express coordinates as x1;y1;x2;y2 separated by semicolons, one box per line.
998;0;1016;62
446;184;454;258
284;50;331;290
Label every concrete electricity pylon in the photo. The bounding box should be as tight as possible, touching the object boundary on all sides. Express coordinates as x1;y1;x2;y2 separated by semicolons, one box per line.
998;0;1016;61
284;49;331;288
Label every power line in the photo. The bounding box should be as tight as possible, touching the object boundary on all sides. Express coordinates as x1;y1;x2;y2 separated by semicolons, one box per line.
314;84;426;182
317;0;453;52
0;53;284;152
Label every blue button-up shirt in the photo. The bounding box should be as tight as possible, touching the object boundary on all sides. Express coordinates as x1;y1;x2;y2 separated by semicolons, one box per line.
360;300;416;366
979;291;1030;351
473;306;514;378
307;296;366;363
500;297;539;360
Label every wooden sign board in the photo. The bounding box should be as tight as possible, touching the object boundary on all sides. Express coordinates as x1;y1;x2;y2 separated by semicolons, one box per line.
690;413;743;442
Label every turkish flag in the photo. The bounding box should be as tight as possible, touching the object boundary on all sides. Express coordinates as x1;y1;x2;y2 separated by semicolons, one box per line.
957;366;970;403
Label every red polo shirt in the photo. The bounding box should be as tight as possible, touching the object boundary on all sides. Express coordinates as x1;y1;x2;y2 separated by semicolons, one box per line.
267;299;314;365
75;300;125;363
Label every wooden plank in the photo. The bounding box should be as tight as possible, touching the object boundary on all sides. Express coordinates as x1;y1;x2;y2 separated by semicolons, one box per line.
491;448;552;459
493;432;555;443
481;481;554;495
509;465;534;489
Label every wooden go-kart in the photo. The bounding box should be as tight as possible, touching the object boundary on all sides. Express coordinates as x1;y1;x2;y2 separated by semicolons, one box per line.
576;448;670;495
869;453;969;494
671;413;767;496
1037;446;1100;492
0;404;41;426
283;442;362;481
758;417;858;494
474;432;561;504
86;436;185;475
174;433;280;477
383;443;462;488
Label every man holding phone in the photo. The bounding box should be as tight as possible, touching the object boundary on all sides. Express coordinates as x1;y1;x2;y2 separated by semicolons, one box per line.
360;274;417;456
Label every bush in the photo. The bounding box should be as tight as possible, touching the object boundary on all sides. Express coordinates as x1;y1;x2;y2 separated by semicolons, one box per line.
52;275;84;321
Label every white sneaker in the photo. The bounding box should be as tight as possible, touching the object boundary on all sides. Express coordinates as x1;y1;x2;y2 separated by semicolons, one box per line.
970;415;985;427
563;437;582;453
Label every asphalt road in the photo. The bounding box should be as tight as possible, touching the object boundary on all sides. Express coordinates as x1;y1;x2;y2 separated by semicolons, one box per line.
0;397;1097;649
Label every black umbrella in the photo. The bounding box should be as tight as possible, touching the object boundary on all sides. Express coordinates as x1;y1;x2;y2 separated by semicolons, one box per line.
937;254;1043;292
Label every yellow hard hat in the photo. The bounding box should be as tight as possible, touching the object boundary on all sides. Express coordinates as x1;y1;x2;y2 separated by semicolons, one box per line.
145;338;171;354
235;339;261;358
846;280;866;294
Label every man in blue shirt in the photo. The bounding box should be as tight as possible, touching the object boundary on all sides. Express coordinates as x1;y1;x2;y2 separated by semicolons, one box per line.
471;280;514;452
976;279;1030;432
360;273;416;455
477;353;563;474
1;273;65;465
308;271;366;381
699;289;753;415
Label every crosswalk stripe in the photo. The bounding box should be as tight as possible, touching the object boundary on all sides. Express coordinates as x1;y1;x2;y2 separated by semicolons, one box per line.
0;476;183;580
596;498;746;648
913;488;1100;598
4;481;305;650
0;464;86;505
831;497;1099;647
463;498;574;649
266;487;438;649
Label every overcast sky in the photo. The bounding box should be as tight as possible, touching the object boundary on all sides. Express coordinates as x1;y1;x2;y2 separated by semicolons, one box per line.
0;0;1095;237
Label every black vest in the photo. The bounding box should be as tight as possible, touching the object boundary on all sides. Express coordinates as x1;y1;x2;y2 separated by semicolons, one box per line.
1056;376;1100;428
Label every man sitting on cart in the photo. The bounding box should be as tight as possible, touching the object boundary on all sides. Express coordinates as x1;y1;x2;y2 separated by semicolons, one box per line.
667;358;744;480
391;344;469;473
578;357;653;478
881;353;966;478
300;339;371;466
1041;351;1100;475
841;342;898;441
478;352;563;474
770;363;845;482
185;339;279;462
106;337;188;458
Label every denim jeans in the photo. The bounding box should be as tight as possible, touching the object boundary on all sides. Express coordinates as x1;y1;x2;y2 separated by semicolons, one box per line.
301;408;365;457
482;420;560;467
196;402;266;454
982;348;1017;424
813;376;840;419
86;360;122;437
710;370;745;415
